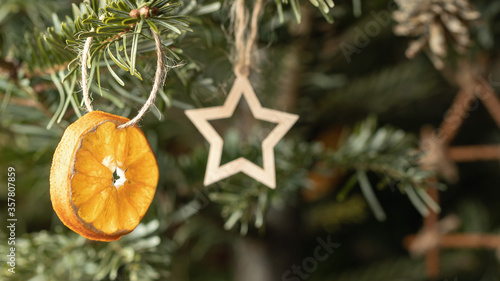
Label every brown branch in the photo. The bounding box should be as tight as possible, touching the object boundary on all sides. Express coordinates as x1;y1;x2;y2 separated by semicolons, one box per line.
408;61;500;281
476;77;500;128
404;233;500;250
439;234;500;249
438;89;476;145
447;145;500;162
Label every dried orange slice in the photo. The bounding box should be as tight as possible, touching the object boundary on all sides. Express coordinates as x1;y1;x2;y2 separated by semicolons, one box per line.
50;111;159;241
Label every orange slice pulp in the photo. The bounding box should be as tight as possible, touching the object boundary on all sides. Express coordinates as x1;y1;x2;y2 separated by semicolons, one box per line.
50;111;159;241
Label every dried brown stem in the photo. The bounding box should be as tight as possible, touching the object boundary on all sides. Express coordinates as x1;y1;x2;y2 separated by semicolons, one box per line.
438;89;476;145
439;234;500;249
476;77;500;127
447;145;500;162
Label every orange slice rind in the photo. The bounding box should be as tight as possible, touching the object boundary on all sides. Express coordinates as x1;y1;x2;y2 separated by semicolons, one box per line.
50;111;159;241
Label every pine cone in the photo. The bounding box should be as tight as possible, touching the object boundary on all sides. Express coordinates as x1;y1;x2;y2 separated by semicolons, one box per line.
393;0;480;69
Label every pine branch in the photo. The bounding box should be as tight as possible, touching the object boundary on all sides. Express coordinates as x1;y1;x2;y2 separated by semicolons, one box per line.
21;0;190;81
0;221;169;281
326;117;441;220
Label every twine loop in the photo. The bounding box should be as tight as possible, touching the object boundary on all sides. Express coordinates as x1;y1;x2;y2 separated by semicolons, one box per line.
81;28;164;129
233;0;264;77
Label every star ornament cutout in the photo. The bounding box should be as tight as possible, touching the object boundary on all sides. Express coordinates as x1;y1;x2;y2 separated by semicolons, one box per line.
185;76;299;189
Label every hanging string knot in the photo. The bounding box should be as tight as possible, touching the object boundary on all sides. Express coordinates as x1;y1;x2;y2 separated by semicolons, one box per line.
233;0;264;78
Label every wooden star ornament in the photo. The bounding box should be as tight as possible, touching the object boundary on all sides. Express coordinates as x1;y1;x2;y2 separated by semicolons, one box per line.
185;75;299;189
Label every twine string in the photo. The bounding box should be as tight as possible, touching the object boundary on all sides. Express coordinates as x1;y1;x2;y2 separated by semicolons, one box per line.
81;36;94;112
234;0;264;77
81;28;164;129
118;30;163;129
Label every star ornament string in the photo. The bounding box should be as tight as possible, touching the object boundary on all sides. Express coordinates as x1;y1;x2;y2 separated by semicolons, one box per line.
185;0;299;189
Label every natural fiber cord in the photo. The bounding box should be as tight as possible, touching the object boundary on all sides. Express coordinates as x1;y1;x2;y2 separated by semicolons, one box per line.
233;0;264;77
80;28;164;128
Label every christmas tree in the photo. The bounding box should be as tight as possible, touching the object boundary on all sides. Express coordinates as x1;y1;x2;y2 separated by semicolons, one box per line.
1;0;500;280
